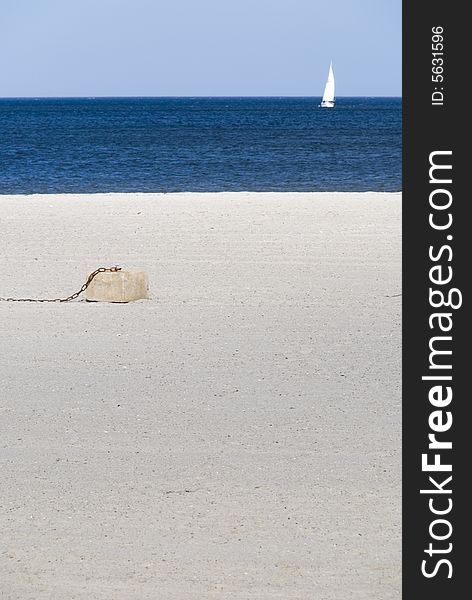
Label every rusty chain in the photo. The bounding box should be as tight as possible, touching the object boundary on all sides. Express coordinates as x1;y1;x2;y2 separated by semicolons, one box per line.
0;267;121;303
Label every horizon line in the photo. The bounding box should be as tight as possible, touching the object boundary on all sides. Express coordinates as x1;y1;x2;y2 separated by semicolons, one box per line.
0;94;402;100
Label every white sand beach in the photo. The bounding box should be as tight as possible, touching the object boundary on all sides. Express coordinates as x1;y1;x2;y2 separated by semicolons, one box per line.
0;192;401;599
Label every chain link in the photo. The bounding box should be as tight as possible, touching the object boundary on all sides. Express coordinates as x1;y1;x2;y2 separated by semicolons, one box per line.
0;267;121;303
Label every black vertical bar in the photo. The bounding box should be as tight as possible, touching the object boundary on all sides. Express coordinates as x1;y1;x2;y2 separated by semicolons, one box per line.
403;1;468;597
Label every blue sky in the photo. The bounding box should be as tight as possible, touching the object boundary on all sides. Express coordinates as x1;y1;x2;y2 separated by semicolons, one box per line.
0;0;401;97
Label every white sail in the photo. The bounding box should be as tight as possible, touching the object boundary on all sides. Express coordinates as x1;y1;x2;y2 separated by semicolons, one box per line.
321;62;335;107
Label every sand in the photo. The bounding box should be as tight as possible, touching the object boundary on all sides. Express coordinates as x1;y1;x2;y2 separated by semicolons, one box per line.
0;192;401;600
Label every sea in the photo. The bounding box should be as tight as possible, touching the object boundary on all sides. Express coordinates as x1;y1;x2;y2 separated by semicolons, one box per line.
0;97;401;194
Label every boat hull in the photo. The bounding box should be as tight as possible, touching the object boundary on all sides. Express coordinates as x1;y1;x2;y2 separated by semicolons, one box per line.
320;101;335;108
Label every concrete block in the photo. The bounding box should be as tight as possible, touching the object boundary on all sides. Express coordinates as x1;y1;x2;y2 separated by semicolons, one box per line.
86;271;149;303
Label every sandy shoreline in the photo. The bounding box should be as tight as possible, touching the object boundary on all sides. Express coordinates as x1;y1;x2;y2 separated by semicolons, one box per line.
0;192;401;599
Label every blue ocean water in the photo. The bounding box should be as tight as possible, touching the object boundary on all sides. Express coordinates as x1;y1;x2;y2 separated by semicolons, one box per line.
0;97;401;194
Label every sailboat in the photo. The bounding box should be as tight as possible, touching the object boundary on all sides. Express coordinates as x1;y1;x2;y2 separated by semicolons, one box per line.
320;62;335;108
